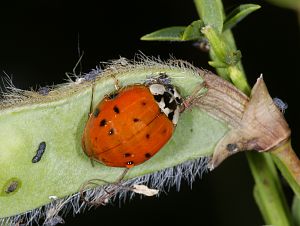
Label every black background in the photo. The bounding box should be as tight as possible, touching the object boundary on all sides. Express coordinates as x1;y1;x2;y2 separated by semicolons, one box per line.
0;0;299;225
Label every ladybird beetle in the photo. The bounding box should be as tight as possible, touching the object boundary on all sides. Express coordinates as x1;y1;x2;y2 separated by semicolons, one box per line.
82;74;183;168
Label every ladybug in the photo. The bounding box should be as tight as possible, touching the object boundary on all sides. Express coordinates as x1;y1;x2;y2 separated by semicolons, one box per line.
81;74;183;168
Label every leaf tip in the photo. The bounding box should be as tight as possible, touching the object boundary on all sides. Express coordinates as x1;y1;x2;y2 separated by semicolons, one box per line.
140;34;152;41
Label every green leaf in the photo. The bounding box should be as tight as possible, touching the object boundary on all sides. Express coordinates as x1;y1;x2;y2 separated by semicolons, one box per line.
194;0;224;33
208;60;227;68
141;21;205;42
223;4;261;31
292;195;300;226
140;26;186;41
182;20;205;41
0;62;229;218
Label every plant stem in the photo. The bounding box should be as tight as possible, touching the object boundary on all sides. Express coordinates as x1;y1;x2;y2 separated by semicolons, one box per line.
248;152;293;225
272;139;300;198
227;65;251;95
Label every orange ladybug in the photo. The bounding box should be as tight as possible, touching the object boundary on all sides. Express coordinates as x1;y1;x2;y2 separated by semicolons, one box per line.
82;74;183;168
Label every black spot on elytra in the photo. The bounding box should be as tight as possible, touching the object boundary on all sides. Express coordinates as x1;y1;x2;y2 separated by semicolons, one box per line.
113;106;120;114
168;111;174;121
124;153;131;157
146;134;150;139
93;108;100;117
108;128;114;135
141;101;147;106
127;161;134;166
100;119;107;127
162;128;167;134
145;153;151;158
133;118;140;122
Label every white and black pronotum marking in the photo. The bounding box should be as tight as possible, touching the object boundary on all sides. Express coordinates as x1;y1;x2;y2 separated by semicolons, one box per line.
147;73;183;125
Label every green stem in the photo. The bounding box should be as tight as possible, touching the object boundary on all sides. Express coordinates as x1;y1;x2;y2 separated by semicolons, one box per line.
227;65;251;95
248;152;293;225
272;139;300;198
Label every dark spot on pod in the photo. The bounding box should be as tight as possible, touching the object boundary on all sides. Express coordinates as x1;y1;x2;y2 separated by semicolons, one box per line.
145;153;151;158
133;118;140;122
226;143;238;152
146;134;150;139
141;101;147;106
5;181;18;193
167;111;174;121
108;128;114;135
154;94;163;102
127;161;134;166
124;153;131;157
93;108;100;117
100;119;107;127
113;106;120;114
190;128;193;132
107;92;119;100
1;178;22;196
32;141;46;163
